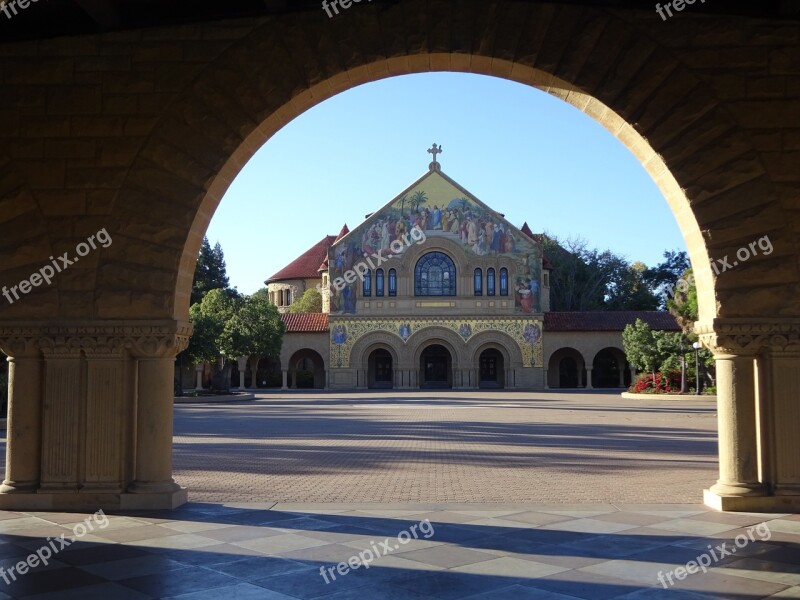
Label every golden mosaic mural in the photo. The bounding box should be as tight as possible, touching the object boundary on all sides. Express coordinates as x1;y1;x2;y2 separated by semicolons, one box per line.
330;318;543;368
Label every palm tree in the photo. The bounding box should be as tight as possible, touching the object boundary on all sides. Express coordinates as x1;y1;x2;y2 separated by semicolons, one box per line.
411;190;428;212
398;194;408;217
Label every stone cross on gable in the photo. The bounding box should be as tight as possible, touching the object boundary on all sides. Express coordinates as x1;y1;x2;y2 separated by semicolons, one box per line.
427;143;442;171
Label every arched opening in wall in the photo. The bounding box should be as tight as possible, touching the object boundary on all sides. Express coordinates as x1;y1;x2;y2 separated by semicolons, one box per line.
547;348;586;389
593;348;630;389
287;349;325;389
368;349;393;389
479;349;505;389
420;344;453;389
166;64;718;507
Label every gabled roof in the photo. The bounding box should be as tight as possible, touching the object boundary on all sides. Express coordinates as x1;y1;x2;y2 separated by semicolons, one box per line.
544;311;680;332
280;313;329;333
332;167;537;258
266;234;337;283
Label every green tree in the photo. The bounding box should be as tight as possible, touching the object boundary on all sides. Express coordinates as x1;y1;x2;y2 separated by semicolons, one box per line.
645;250;691;310
191;237;233;305
288;288;323;313
623;319;669;386
542;235;659;311
231;289;285;361
184;288;284;391
667;268;715;388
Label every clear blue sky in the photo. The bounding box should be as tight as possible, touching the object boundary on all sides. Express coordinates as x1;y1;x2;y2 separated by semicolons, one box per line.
206;72;686;295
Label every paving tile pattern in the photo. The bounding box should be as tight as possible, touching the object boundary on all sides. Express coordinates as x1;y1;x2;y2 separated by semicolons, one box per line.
0;503;796;599
171;392;718;504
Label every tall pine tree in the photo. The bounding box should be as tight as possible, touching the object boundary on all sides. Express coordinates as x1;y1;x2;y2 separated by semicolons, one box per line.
191;237;232;305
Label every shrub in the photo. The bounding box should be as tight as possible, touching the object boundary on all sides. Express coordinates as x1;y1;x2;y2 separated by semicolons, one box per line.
629;371;681;394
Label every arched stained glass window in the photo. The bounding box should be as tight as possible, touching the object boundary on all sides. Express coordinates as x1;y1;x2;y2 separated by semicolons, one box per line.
376;269;385;297
388;269;397;296
474;268;483;296
414;252;456;296
363;271;371;297
487;268;496;297
500;268;509;296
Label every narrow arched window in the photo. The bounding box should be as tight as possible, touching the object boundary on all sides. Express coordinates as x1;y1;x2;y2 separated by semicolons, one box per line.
363;271;372;297
414;252;456;296
474;268;483;296
487;268;496;296
376;269;385;297
388;269;397;296
500;268;509;296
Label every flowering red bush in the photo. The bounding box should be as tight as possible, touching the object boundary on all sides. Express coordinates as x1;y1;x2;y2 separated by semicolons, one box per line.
630;372;682;394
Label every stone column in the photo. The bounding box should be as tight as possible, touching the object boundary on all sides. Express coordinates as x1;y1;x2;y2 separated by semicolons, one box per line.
195;363;204;390
128;329;190;504
38;344;83;493
281;369;288;390
585;366;594;390
0;339;42;493
249;356;259;388
618;363;626;388
236;356;247;389
761;342;800;498
708;352;765;498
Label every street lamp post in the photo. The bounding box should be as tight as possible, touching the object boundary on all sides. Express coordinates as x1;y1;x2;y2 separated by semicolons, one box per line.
692;342;702;394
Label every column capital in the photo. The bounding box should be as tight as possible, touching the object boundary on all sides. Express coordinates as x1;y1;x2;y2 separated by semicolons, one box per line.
695;318;800;357
0;320;192;359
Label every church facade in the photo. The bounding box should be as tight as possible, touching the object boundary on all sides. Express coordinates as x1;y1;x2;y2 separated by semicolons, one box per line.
266;149;679;391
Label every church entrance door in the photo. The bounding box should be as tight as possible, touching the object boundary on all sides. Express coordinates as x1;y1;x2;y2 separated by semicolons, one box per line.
479;349;505;389
369;349;393;389
420;344;452;389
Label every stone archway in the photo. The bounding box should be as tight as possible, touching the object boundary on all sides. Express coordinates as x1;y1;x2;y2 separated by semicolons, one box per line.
547;348;588;389
0;1;798;511
287;349;326;390
592;347;629;389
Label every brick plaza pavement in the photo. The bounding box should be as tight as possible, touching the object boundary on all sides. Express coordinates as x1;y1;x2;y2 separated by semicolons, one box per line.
172;391;718;505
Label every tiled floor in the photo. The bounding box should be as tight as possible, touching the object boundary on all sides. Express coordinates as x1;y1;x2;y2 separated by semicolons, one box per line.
0;503;797;599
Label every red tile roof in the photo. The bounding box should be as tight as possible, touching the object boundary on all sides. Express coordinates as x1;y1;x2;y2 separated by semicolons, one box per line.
280;312;329;333
266;235;337;283
544;311;680;332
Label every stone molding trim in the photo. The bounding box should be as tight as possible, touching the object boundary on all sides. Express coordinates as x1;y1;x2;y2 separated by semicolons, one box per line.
0;320;193;359
696;319;800;356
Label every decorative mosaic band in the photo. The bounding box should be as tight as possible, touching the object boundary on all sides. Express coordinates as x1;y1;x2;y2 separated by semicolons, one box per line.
330;317;543;368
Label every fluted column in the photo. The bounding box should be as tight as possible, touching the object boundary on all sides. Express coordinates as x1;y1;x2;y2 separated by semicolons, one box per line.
0;339;42;493
195;363;204;390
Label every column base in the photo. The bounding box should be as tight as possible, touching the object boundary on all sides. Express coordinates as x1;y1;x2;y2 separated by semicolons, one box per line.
704;489;800;513
0;487;188;511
